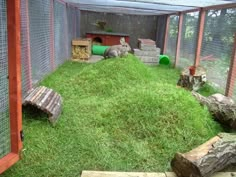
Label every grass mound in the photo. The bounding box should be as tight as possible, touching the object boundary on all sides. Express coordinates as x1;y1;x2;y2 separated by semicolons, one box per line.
3;55;222;177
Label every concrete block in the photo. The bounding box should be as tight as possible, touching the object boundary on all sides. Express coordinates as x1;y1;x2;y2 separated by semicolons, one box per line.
81;171;166;177
139;44;157;51
138;39;156;45
136;55;158;63
134;48;159;57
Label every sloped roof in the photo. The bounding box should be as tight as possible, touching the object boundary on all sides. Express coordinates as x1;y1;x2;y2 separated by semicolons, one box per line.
65;0;236;15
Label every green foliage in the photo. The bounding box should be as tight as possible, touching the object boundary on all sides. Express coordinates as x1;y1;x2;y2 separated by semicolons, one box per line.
3;55;222;177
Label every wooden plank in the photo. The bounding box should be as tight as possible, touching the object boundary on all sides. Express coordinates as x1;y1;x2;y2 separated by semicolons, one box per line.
81;171;166;177
30;86;46;103
7;0;22;155
38;89;53;107
194;9;206;67
0;153;19;174
24;87;41;102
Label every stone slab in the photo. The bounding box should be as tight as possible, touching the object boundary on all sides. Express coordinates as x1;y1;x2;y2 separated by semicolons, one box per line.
136;55;159;63
81;171;165;177
138;38;156;45
134;48;160;57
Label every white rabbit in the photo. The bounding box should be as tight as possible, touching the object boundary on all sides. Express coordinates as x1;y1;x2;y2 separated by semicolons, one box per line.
103;37;131;59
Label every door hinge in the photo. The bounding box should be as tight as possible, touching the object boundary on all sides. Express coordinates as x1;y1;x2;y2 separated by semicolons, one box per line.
20;130;24;142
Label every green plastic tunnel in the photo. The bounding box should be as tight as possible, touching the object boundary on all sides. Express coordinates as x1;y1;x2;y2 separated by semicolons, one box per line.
159;55;170;65
92;45;110;56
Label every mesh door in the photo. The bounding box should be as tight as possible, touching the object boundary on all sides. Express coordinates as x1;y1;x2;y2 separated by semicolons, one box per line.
0;0;11;158
166;15;179;64
201;8;236;93
54;1;68;67
178;12;199;68
28;0;52;85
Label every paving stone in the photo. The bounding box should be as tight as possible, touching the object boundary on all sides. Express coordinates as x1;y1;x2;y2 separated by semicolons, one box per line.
81;171;166;177
136;55;159;63
165;172;177;177
134;48;159;57
138;39;156;45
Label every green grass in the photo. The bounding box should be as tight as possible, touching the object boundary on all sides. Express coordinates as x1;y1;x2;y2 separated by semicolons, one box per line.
3;55;222;177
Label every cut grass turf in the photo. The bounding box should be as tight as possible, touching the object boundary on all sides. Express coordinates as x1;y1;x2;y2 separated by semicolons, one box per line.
3;55;222;177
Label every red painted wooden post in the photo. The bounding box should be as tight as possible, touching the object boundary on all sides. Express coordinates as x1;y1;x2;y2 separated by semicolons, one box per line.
0;0;23;174
194;9;206;67
225;33;236;97
174;12;184;67
163;15;170;54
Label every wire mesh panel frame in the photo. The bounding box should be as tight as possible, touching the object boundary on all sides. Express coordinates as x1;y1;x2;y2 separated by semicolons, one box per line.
0;0;11;159
0;0;22;174
28;0;52;85
178;11;199;69
54;0;69;67
200;8;236;94
165;15;179;64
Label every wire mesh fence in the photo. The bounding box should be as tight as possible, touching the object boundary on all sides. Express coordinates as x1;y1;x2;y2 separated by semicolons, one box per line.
0;0;10;159
54;1;69;67
20;0;79;97
166;15;179;64
178;11;199;69
200;8;236;94
28;0;52;85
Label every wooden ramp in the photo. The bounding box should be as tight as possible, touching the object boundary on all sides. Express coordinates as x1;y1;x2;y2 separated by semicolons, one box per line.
81;171;235;177
23;86;62;125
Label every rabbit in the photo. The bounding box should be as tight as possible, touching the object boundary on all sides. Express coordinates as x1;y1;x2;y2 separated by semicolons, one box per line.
103;37;131;59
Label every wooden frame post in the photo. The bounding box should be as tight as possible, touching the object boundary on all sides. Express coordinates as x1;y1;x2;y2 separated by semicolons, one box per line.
174;12;184;67
194;9;206;67
0;0;23;174
163;15;170;54
225;33;236;97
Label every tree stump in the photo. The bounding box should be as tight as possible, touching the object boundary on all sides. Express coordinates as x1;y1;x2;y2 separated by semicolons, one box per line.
192;92;236;129
171;133;236;177
177;66;207;91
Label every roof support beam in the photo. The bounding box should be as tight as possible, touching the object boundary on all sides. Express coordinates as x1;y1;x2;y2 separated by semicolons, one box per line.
194;8;206;67
174;12;183;67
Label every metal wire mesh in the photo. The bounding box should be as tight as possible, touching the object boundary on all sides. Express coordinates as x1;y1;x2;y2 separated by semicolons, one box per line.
178;11;199;69
0;0;11;158
21;0;32;97
166;15;179;64
67;5;77;59
201;8;236;93
28;0;52;85
54;1;69;66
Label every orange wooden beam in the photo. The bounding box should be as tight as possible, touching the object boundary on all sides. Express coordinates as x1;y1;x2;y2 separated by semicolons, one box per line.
7;0;23;154
163;15;170;54
194;9;206;67
0;153;19;174
174;12;183;67
225;33;236;97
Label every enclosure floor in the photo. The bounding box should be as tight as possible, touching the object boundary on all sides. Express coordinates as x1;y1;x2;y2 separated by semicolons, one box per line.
81;171;236;177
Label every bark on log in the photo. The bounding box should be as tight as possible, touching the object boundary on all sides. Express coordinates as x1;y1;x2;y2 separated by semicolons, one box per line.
192;92;236;129
171;133;236;177
177;66;207;91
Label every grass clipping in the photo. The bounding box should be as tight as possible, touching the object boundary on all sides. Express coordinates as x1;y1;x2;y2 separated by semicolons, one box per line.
5;55;222;176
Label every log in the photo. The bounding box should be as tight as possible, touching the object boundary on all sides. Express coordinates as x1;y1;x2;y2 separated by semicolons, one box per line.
171;133;236;177
192;92;236;129
177;66;207;91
